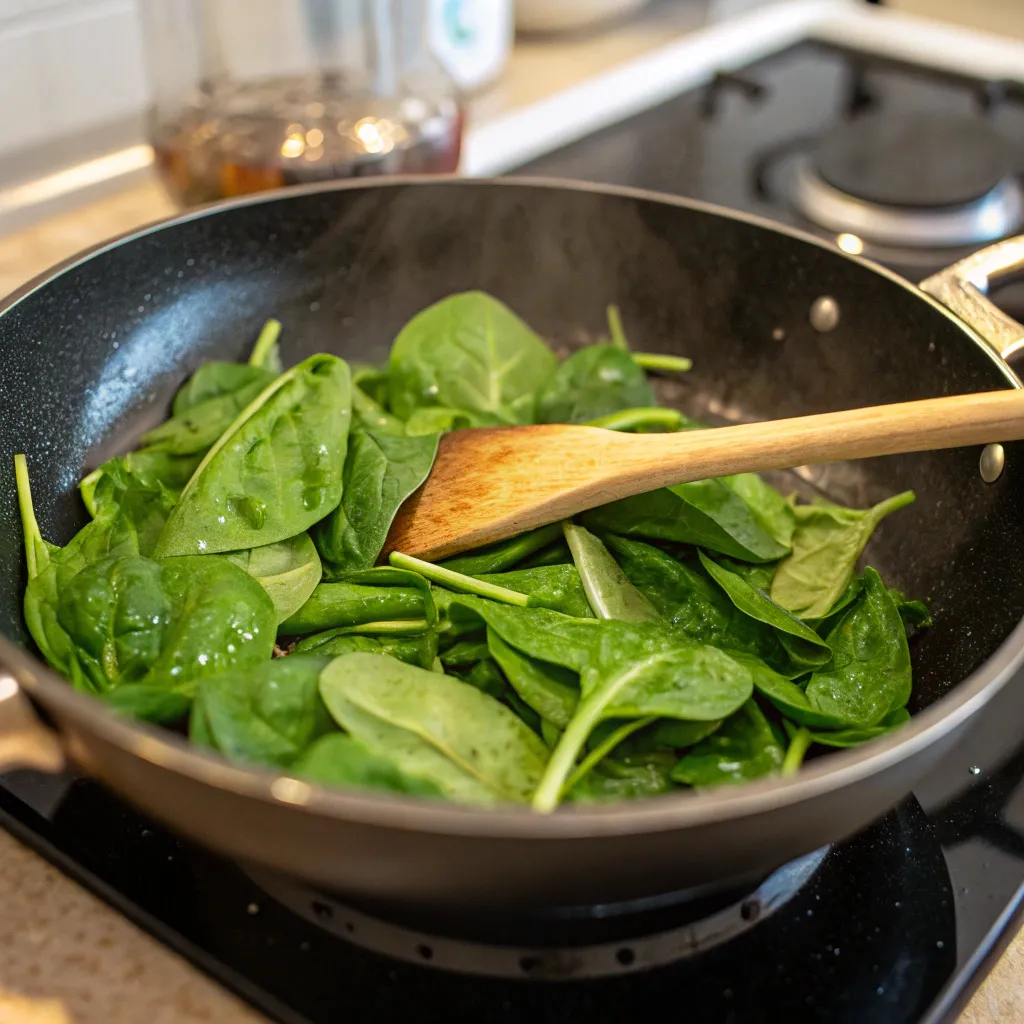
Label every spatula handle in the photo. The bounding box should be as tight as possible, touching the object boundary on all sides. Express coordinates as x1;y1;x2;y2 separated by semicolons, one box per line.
603;390;1024;493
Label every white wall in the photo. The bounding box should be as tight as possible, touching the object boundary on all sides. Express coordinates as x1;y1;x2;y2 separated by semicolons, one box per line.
0;0;148;159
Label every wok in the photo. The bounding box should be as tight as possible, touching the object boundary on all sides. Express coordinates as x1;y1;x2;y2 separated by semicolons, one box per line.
1;178;1024;909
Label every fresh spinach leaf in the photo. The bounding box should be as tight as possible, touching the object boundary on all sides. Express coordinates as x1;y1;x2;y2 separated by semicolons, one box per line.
603;535;781;664
17;455;139;686
155;354;352;557
460;658;507;699
568;757;675;803
724;650;851;730
648;718;723;749
56;554;275;698
141;375;275;455
189;655;334;767
292;627;436;669
804;568;912;729
438;593;604;672
697;550;831;669
487;629;579;728
440;523;564;575
172;319;281;414
671;700;784;787
582;477;791;563
313;429;439;572
721;473;796;550
320;652;550;804
475;563;593;617
890;589;933;631
770;491;915;619
81;457;178;556
225;532;322;625
439;639;492;667
279;578;428;635
387;292;558;425
563;522;659;621
787;708;911;749
534;622;753;810
536;344;654;424
292;734;444;797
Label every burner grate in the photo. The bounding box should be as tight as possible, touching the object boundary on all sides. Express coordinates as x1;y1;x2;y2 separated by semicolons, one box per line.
245;848;829;981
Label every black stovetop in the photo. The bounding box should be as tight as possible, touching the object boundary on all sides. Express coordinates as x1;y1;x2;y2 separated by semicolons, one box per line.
5;35;1024;1024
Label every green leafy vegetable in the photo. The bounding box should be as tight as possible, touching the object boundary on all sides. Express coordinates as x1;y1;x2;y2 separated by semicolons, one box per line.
563;522;659;621
586;408;688;432
697;550;831;669
534;622;753;810
155;354;352;557
320;652;549;804
770;491;915;619
582;477;792;563
787;708;911;749
536;344;653;424
671;700;784;787
804;568;912;728
440;523;564;575
292;627;436;669
389;551;532;607
226;532;322;624
313;429;439;572
279;577;428;635
487;629;579;728
387;291;558;425
293;734;444;797
190;655;333;766
57;554;275;701
475;563;593;617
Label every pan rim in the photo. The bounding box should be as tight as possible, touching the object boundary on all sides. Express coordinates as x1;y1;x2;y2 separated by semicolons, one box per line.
2;173;1022;841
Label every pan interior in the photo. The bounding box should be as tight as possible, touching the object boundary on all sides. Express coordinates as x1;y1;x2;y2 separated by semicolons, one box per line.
1;180;1021;726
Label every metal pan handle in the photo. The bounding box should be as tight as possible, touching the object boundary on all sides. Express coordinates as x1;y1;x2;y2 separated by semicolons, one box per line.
0;672;64;772
920;236;1024;362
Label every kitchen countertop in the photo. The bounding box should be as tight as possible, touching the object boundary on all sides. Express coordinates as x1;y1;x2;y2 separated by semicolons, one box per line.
3;1;1024;1020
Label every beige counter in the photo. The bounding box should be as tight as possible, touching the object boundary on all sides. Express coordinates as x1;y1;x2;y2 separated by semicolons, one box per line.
3;2;1024;1020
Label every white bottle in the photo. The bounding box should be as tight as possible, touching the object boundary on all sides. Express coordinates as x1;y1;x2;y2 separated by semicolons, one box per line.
427;0;513;94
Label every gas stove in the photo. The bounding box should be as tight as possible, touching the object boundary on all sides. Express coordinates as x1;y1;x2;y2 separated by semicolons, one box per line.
5;6;1024;1024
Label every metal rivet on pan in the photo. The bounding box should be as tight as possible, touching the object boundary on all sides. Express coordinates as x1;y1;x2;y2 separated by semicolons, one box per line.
809;296;840;332
980;443;1005;483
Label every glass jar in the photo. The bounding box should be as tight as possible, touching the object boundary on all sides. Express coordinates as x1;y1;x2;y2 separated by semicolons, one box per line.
139;0;464;206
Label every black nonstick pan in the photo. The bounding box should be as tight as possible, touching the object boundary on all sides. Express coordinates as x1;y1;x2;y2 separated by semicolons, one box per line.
1;178;1024;909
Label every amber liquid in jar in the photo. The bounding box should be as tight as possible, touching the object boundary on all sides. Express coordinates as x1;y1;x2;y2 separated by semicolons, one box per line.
151;78;464;206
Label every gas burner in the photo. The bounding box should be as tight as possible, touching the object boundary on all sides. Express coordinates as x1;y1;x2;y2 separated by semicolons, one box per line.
792;112;1024;247
245;847;828;980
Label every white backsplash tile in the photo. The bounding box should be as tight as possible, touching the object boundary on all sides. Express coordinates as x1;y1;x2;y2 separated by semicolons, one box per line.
0;24;48;154
0;0;148;159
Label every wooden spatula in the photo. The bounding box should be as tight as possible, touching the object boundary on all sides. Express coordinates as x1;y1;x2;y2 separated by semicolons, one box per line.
384;390;1024;562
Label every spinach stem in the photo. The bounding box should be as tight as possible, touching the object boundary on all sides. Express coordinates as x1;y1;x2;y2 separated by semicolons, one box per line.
632;352;693;374
389;552;531;607
332;618;430;636
586;407;684;433
13;454;46;578
248;318;282;368
781;726;812;777
534;698;601;811
562;716;654;797
79;466;103;517
606;304;629;350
